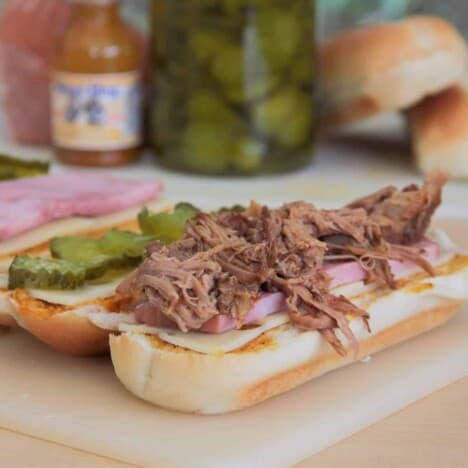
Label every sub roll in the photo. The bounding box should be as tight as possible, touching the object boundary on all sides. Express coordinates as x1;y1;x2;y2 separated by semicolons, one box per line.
110;172;468;413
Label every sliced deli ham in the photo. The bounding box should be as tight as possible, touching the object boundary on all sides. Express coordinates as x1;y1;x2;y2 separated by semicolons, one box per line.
0;173;163;240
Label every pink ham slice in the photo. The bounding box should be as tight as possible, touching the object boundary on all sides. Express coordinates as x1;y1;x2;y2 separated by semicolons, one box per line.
326;240;438;288
0;172;163;240
139;240;439;334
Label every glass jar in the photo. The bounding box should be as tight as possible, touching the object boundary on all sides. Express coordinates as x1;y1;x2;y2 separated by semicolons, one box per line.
150;0;316;175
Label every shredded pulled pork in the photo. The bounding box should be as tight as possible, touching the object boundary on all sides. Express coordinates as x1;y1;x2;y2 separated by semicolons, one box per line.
346;171;447;244
120;173;446;356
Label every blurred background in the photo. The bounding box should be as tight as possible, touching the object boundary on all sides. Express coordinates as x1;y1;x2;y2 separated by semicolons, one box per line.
0;0;467;211
318;0;468;38
0;0;467;149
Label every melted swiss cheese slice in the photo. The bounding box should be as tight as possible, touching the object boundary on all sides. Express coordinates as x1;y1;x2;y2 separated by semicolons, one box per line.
119;313;290;354
25;278;124;307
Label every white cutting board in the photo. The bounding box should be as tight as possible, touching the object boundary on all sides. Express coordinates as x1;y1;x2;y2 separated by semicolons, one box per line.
0;220;467;467
0;307;466;467
1;117;467;466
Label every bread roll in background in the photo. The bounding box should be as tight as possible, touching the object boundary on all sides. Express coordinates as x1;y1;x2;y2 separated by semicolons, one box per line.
320;16;467;129
409;83;468;179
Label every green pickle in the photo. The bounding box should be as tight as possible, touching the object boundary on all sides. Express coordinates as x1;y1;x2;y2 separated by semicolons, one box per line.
138;203;200;243
151;0;316;175
8;204;256;291
9;230;158;291
8;256;86;290
0;154;49;180
51;230;155;279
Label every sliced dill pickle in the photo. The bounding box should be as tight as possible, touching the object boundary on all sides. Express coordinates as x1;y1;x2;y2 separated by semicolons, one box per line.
138;203;200;243
8;256;86;290
51;231;156;279
0;154;49;180
232;137;265;172
188;30;227;63
101;230;156;259
255;8;302;71
211;45;243;100
276;103;313;148
50;236;110;280
181;123;233;173
216;204;246;213
188;90;238;125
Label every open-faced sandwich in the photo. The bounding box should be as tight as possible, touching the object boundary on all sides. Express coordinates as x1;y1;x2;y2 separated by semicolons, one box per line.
0;172;167;355
110;172;468;414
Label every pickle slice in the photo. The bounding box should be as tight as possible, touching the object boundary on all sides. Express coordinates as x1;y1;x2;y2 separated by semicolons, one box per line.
50;236;111;280
0;154;49;180
138;203;200;244
217;204;246;213
8;256;86;290
101;230;156;259
50;230;156;279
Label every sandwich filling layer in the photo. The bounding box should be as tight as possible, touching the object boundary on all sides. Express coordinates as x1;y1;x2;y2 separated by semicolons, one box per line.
119;172;452;356
0;199;170;266
118;253;468;354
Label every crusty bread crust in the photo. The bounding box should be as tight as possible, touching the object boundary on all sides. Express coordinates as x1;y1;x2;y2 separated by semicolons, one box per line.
110;299;463;414
242;301;460;408
409;84;468;178
19;311;110;356
320;16;467;129
5;290;128;356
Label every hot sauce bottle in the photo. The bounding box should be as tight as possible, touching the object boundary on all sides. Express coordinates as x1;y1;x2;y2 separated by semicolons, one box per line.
52;0;141;166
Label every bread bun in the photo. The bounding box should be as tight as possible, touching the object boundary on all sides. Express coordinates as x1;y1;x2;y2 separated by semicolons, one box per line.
109;253;468;414
0;200;170;354
6;290;128;356
110;299;461;414
409;83;468;178
320;16;467;129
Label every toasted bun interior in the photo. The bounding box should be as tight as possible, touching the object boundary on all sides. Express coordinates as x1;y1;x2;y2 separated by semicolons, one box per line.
320;16;467;128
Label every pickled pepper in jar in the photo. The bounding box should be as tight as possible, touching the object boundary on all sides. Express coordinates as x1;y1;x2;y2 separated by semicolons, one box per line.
52;0;142;167
150;0;316;175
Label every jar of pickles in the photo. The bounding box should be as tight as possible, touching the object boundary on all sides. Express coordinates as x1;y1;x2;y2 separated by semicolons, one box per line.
150;0;316;175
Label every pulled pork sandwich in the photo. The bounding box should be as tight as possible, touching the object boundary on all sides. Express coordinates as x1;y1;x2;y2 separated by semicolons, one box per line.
111;172;468;413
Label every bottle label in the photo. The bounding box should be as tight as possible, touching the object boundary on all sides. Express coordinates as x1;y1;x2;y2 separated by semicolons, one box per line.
51;71;141;151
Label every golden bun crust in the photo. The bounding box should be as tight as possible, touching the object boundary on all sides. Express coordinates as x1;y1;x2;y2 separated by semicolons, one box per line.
20;310;110;356
6;290;128;356
320;16;467;128
242;301;459;408
110;299;463;414
409;84;468;178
